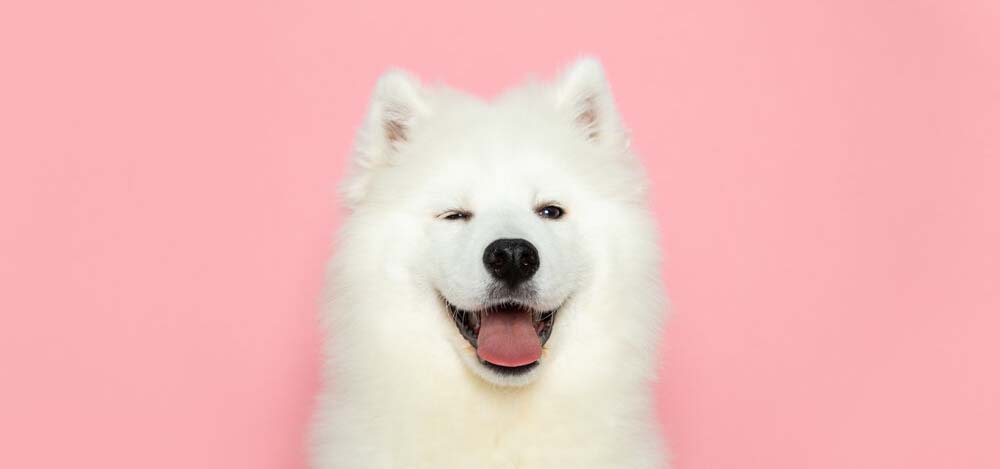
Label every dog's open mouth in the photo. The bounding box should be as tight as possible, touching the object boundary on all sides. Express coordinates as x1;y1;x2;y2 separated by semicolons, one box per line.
446;300;556;374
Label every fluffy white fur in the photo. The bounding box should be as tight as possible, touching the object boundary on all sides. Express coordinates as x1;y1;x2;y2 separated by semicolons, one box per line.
311;57;668;468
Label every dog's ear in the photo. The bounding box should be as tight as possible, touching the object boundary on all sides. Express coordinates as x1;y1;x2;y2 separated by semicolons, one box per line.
554;57;627;148
343;69;429;207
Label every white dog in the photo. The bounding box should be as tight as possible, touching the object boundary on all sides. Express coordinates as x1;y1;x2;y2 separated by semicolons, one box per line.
311;57;667;468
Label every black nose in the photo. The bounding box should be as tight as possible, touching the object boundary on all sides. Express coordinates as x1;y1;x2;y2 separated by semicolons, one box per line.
483;238;540;287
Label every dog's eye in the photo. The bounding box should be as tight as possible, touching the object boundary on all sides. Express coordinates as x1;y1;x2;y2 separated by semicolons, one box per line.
536;205;564;220
440;210;472;221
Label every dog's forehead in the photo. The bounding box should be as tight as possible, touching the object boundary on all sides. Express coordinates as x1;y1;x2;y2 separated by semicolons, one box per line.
423;90;571;146
394;92;590;207
424;143;568;190
422;115;575;168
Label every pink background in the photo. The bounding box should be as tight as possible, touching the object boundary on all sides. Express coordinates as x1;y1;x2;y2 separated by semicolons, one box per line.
2;1;998;468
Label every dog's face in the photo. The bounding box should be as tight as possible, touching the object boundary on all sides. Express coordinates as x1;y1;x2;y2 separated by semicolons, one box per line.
342;58;642;386
419;133;590;385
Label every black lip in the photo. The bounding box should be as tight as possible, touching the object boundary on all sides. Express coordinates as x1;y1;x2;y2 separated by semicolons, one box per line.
480;360;539;375
444;300;557;369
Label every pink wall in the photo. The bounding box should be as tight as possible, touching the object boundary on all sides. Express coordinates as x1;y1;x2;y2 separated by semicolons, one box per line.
2;1;998;468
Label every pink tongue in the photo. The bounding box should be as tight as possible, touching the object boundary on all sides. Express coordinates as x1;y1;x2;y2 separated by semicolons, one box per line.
477;308;542;367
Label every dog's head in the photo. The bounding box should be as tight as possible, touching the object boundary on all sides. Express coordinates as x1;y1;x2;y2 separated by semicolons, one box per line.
341;58;650;386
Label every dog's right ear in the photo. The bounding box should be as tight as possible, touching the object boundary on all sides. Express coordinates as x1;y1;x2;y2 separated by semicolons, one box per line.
554;57;627;149
342;70;429;207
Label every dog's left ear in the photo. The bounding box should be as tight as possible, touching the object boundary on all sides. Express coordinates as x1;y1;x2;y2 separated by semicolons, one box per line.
555;57;628;148
343;69;430;207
